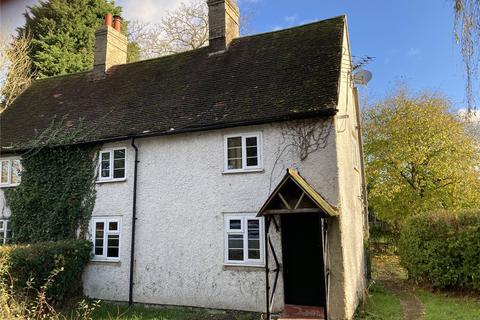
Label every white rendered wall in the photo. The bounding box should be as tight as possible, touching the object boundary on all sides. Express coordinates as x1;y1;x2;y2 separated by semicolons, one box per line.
83;121;341;313
331;18;368;320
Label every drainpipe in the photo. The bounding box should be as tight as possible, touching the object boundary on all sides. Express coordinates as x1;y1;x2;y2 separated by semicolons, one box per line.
129;137;139;305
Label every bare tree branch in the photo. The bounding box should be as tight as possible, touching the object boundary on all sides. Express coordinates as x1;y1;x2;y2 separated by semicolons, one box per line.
0;33;35;111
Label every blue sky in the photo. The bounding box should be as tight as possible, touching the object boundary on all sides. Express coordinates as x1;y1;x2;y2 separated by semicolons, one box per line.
2;0;467;109
240;0;466;109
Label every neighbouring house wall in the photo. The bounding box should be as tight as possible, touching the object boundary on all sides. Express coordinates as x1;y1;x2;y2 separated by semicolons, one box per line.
332;18;368;320
83;120;342;313
0;155;16;219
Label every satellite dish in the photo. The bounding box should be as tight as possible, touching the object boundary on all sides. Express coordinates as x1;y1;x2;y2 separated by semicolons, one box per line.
353;69;373;86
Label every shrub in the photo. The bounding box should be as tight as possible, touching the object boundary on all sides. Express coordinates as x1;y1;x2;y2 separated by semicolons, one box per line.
0;240;92;304
399;210;480;290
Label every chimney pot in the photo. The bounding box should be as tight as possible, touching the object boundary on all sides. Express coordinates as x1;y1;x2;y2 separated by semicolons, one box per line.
113;15;122;32
105;13;113;27
93;16;127;77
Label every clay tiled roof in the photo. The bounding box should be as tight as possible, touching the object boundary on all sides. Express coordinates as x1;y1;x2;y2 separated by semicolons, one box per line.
0;16;345;151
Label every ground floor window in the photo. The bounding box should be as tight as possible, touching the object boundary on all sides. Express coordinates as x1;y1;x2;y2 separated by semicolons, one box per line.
0;220;12;244
92;217;121;261
224;213;264;266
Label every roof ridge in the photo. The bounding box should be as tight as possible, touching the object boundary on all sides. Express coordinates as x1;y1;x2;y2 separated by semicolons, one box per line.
234;15;346;42
29;15;346;82
33;70;91;82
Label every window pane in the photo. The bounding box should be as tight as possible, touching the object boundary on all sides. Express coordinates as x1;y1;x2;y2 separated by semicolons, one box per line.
228;249;244;261
228;233;244;261
228;159;242;170
108;221;118;231
246;137;257;147
113;149;125;160
100;152;110;178
246;157;258;167
227;137;242;148
247;220;261;260
246;146;257;157
248;220;260;238
11;160;22;184
0;161;9;184
0;221;4;230
112;150;125;179
227;147;242;159
113;169;125;179
229;219;241;230
113;159;125;169
107;234;120;258
228;234;244;249
95;222;104;255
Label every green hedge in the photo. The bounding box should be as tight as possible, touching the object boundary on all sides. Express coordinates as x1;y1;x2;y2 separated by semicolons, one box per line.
399;210;480;290
0;240;92;303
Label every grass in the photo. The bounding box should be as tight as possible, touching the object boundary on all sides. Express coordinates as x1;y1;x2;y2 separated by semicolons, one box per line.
90;302;260;320
416;290;480;320
356;283;403;320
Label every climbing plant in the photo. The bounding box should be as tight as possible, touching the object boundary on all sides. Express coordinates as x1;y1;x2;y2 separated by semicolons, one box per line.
4;118;98;243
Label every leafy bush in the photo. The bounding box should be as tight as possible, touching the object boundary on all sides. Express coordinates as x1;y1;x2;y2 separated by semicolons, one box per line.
399;210;480;290
0;240;92;303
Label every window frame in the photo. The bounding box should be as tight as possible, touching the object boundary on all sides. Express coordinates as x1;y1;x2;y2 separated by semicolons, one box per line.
97;148;127;182
91;217;121;262
0;219;12;244
224;213;265;267
223;133;263;173
0;158;22;188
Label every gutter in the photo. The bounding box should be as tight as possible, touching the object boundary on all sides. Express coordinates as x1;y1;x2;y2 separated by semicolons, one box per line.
128;137;139;305
1;109;338;155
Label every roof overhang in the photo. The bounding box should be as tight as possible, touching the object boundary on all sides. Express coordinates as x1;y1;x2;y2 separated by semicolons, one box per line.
257;168;339;217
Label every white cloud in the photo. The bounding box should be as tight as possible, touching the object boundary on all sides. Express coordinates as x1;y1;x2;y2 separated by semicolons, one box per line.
406;47;421;57
117;0;185;24
284;15;297;23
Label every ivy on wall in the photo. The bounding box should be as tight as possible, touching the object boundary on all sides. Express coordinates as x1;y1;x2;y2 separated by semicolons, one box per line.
4;118;99;243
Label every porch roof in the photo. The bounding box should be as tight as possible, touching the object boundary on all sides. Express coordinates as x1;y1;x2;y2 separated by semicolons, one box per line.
257;168;339;217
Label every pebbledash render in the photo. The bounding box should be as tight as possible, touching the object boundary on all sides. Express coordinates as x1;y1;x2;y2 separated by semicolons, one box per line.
0;1;369;319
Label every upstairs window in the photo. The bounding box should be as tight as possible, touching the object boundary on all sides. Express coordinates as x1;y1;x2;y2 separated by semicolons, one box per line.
98;148;126;181
224;213;264;266
224;133;262;172
0;220;12;244
0;159;22;187
92;217;121;261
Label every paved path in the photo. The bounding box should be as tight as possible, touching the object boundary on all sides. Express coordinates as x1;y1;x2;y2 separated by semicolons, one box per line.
374;255;425;320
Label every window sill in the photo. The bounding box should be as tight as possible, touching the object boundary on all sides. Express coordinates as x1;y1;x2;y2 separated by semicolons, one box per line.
224;263;265;269
91;258;121;264
0;183;20;189
96;178;127;184
223;168;264;175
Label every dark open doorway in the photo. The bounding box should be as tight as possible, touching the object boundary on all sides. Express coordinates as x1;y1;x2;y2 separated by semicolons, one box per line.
281;213;325;307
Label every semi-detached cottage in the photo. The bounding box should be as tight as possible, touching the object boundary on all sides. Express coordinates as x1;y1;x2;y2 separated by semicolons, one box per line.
0;1;369;319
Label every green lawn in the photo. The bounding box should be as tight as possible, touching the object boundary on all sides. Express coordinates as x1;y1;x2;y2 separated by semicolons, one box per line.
90;303;259;320
356;283;403;320
417;290;480;320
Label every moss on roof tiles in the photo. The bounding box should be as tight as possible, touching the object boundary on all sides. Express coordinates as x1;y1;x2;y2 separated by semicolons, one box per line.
1;16;345;151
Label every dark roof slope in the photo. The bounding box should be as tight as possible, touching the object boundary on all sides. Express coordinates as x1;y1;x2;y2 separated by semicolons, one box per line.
0;16;345;151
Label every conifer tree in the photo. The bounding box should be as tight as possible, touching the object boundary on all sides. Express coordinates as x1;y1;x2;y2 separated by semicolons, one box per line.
19;0;123;77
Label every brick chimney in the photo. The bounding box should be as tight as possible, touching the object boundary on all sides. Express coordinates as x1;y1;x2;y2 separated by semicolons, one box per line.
93;13;127;76
207;0;239;53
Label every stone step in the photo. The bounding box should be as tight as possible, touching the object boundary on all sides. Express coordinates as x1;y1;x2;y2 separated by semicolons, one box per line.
279;304;325;320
